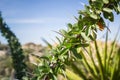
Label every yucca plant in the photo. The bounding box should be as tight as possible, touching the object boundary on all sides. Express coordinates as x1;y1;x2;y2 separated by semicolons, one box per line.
66;30;120;80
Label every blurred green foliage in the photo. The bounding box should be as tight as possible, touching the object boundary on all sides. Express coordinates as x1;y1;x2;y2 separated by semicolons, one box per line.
0;0;120;80
33;0;120;80
0;13;26;79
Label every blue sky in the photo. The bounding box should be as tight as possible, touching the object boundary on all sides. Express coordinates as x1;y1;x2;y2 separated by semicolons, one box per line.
0;0;120;45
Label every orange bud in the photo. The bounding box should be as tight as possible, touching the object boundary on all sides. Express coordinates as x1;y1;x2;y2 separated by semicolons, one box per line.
97;21;105;31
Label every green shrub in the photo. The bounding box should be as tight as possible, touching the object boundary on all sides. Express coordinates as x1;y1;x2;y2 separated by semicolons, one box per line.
0;0;120;80
33;0;120;80
66;31;120;80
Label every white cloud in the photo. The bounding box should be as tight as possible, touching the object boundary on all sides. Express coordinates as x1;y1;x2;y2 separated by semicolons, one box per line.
6;17;70;24
6;18;44;24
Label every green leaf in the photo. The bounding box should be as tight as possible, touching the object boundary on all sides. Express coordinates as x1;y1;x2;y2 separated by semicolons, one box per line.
102;0;109;4
79;15;82;19
74;43;89;48
90;14;98;19
81;32;91;41
60;48;68;55
67;23;72;29
40;56;50;60
92;0;104;10
103;12;114;21
117;4;120;13
56;36;61;44
59;29;69;37
82;17;96;25
52;74;57;80
103;8;113;13
79;10;88;16
78;20;84;30
42;38;52;49
103;11;108;19
109;12;114;22
85;27;91;36
71;48;82;59
66;69;83;80
64;43;72;48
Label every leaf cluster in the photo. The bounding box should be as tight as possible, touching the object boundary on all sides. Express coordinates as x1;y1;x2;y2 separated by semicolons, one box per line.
0;0;120;80
33;0;120;80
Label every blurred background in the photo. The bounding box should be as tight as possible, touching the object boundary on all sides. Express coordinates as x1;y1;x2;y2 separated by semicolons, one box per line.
0;0;120;79
0;0;119;45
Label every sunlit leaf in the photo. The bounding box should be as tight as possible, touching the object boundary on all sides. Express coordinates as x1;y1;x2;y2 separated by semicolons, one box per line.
103;8;113;13
64;43;72;49
81;32;91;41
59;29;69;37
103;0;109;4
90;14;98;19
117;4;120;13
79;10;88;16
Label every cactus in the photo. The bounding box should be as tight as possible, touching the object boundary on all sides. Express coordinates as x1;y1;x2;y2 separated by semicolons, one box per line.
0;13;26;80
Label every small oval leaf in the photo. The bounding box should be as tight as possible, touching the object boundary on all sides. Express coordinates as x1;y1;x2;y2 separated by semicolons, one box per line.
71;48;82;59
103;0;109;4
103;8;113;13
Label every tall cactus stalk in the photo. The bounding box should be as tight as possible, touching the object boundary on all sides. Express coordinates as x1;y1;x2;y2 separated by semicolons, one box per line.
0;13;26;79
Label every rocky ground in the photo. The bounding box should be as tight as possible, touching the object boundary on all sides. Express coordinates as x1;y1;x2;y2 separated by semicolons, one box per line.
0;42;47;79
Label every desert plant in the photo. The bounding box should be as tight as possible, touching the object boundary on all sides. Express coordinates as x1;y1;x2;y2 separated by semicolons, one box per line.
0;0;120;80
66;30;120;80
33;0;120;80
0;13;26;79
